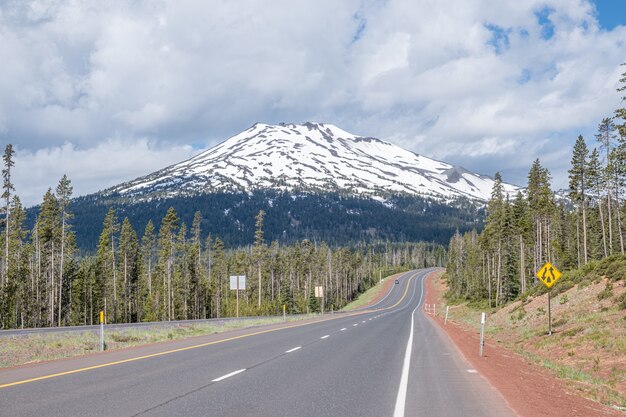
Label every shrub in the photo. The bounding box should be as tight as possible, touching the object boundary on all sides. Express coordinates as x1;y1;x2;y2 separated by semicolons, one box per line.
597;282;614;301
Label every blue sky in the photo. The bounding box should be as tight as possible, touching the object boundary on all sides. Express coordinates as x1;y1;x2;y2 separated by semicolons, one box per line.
594;0;625;29
1;0;625;206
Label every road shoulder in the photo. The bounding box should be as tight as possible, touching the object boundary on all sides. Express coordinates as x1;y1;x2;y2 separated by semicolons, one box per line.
423;272;623;417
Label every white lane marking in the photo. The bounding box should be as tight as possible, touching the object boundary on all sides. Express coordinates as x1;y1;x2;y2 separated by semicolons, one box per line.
362;320;366;323
212;369;246;382
353;324;358;327
393;273;425;417
369;318;372;321
285;346;302;353
320;335;330;339
340;328;347;331
467;369;477;373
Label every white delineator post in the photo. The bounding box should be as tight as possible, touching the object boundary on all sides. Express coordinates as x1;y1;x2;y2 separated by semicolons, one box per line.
445;306;449;325
479;312;486;357
283;304;286;322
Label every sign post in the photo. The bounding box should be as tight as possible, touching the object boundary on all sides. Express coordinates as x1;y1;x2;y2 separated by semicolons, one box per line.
535;262;562;336
230;275;246;318
99;310;105;352
479;312;486;357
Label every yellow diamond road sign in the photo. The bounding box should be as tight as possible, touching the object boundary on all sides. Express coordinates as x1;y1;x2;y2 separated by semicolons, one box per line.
536;262;562;288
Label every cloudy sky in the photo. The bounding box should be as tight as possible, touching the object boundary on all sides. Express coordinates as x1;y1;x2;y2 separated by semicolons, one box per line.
1;0;625;206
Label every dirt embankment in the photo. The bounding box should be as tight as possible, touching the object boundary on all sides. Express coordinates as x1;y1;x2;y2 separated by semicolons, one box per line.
424;272;625;417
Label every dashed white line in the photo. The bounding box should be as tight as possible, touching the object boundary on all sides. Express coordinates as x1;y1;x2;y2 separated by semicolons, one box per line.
212;369;246;382
320;335;330;339
285;346;302;353
362;320;366;323
369;318;372;321
353;324;358;327
340;328;347;331
467;369;477;373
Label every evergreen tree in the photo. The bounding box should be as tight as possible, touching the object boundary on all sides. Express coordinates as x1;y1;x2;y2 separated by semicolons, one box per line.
140;220;156;321
56;175;74;326
96;208;118;323
2;144;15;286
253;210;266;309
587;148;608;257
157;208;179;321
119;217;138;322
568;135;589;265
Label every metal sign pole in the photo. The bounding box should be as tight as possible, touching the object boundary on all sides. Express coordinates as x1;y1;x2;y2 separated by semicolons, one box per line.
548;289;552;336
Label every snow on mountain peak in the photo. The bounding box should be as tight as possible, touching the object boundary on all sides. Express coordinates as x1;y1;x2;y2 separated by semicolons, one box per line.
108;122;518;201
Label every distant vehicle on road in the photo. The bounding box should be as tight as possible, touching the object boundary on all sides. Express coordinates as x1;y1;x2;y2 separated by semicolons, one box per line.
395;279;399;284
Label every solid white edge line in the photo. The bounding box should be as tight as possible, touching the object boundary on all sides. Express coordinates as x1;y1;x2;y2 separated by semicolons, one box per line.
467;369;477;373
320;335;330;339
340;328;346;331
212;368;246;382
285;346;301;353
393;273;425;417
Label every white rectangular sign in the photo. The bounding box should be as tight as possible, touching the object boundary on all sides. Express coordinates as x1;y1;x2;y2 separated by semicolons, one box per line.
315;286;324;298
230;275;246;290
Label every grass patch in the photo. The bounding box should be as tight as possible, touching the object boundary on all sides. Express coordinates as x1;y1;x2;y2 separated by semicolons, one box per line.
0;315;317;368
342;274;396;311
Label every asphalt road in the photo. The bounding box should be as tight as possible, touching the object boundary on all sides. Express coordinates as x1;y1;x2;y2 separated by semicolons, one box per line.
0;269;515;417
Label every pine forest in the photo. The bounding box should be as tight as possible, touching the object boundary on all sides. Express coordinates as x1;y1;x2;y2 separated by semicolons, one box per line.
0;158;445;328
446;63;626;307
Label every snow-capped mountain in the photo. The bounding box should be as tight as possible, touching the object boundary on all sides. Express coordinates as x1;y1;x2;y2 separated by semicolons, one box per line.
107;122;518;201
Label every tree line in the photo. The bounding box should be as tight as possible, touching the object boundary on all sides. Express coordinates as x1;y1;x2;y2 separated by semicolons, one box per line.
446;63;626;306
0;158;445;328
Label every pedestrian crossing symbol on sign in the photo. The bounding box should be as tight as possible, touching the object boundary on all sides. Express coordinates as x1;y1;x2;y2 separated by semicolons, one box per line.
536;262;562;288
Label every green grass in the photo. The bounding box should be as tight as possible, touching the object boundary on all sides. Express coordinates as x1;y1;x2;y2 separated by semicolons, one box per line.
515;349;626;407
0;315;317;368
342;275;395;311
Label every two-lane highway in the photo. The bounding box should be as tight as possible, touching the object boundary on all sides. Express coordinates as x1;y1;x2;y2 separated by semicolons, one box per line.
0;269;514;416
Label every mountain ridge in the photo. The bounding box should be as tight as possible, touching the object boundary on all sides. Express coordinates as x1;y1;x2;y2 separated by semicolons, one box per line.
104;122;518;202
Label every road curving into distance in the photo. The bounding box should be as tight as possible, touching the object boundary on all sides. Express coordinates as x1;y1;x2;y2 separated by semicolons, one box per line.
0;268;514;417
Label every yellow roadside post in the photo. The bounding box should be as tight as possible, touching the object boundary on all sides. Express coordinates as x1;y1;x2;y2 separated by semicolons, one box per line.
535;262;562;336
99;310;105;351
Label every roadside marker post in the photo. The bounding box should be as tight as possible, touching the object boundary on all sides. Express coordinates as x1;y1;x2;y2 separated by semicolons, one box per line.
535;262;562;336
99;311;105;352
479;312;486;357
283;304;286;322
445;306;449;325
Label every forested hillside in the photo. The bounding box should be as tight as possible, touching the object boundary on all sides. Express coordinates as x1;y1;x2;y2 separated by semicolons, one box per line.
0;158;446;328
446;64;626;306
42;191;482;251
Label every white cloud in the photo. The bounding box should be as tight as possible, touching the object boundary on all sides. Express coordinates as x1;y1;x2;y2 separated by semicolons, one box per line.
0;0;624;205
14;139;196;206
